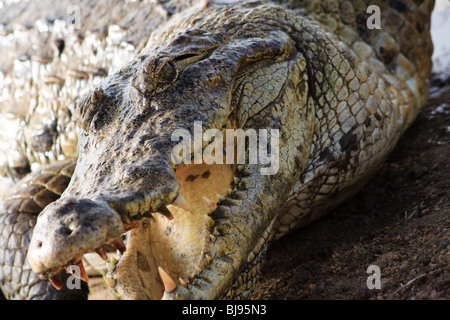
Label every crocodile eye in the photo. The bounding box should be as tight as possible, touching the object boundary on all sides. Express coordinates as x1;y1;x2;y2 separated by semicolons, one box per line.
131;56;178;98
157;61;176;84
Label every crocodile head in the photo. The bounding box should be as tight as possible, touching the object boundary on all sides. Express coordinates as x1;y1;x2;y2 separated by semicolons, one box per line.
28;4;315;299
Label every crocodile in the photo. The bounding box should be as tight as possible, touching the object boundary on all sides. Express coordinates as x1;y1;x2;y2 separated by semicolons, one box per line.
0;0;434;300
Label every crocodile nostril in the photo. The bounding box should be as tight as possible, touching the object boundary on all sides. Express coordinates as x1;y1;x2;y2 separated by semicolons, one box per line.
36;240;43;248
61;226;74;236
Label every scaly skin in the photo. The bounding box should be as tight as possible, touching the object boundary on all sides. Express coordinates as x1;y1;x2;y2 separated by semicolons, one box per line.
0;0;434;299
0;0;194;299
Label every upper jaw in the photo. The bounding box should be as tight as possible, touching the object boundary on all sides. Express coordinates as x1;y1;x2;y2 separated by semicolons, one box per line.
27;198;124;279
26;167;200;290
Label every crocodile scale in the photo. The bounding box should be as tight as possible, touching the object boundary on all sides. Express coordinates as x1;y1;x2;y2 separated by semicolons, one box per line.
0;0;434;299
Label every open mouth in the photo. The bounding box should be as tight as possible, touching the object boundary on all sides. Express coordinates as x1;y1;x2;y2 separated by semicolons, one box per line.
108;162;237;299
37;161;238;299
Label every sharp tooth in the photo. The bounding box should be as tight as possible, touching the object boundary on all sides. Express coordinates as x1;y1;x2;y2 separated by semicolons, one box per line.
65;265;75;274
130;213;142;220
238;165;244;172
210;234;216;242
105;261;114;272
205;254;212;263
173;193;191;212
157;204;174;220
234;177;240;185
205;215;215;228
202;196;215;210
76;260;89;282
110;256;118;265
216;194;225;200
65;262;89;281
104;273;116;288
143;211;156;222
122;215;131;225
158;266;176;293
179;277;187;287
49;274;63;290
111;238;126;253
96;247;108;261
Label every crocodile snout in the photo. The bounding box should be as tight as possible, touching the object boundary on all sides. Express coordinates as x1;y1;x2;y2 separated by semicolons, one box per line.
28;198;123;282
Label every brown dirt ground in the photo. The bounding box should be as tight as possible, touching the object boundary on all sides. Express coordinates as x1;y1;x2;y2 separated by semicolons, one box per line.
87;75;449;300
